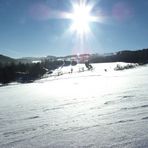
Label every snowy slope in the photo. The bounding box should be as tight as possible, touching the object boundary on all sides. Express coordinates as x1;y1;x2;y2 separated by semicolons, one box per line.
0;62;148;148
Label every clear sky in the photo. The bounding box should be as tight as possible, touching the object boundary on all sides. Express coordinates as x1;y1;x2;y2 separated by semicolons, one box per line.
0;0;148;58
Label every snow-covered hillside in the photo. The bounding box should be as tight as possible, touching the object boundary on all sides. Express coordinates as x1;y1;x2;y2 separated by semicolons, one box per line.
0;62;148;148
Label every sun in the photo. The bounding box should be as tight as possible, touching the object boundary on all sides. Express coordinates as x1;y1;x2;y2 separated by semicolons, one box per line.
70;2;93;36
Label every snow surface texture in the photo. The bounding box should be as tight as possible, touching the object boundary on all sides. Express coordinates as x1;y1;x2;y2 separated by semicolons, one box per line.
0;62;148;148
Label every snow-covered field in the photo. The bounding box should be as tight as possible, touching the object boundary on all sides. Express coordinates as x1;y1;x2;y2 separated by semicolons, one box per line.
0;62;148;148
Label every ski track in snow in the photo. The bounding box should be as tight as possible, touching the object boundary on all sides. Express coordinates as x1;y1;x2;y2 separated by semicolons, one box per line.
0;62;148;148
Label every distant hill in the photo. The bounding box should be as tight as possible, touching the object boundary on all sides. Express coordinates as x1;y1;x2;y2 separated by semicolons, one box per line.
17;56;57;63
89;48;148;64
1;48;148;65
0;54;15;64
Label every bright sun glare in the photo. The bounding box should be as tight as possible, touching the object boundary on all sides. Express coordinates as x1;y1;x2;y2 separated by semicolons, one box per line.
70;2;93;35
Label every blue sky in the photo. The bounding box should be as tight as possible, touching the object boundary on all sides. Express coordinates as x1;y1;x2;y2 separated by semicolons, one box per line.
0;0;148;58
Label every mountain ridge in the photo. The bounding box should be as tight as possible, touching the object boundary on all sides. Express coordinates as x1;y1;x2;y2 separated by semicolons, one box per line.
1;48;148;64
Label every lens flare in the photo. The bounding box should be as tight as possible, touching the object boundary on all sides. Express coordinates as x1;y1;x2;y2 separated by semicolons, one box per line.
68;0;104;36
29;1;105;54
66;0;103;53
70;2;92;35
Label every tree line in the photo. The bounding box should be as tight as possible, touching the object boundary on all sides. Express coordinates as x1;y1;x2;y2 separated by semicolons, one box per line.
89;49;148;64
0;60;76;84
